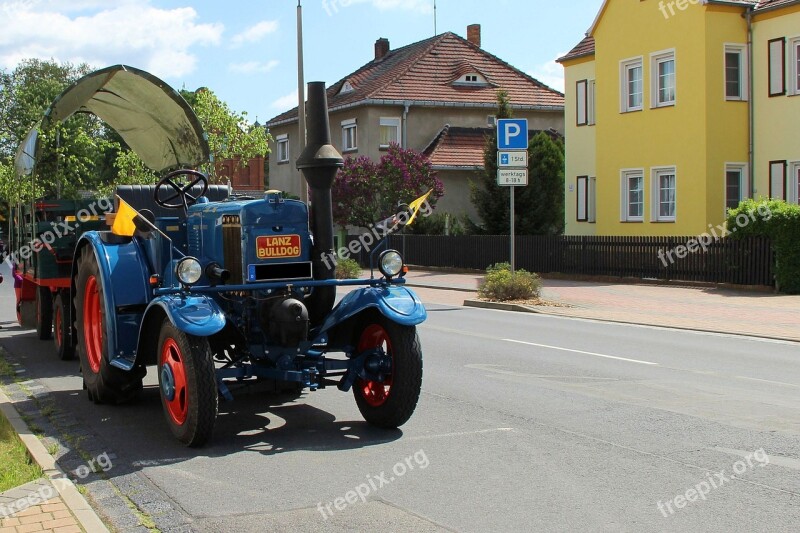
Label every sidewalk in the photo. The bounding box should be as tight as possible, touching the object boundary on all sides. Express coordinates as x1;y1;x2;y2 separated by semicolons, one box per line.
0;389;110;533
403;269;800;342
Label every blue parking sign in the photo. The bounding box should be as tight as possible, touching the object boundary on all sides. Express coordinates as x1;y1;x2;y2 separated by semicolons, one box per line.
497;119;528;150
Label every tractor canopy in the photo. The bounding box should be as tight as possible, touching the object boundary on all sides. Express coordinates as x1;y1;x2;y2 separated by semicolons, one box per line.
15;64;209;177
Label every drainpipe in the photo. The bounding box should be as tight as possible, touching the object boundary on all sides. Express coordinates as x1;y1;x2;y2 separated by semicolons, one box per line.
747;8;755;197
402;102;411;148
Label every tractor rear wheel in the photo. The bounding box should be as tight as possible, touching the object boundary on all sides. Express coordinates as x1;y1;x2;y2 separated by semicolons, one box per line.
53;293;75;361
75;246;142;404
353;316;422;429
157;319;218;447
36;286;52;340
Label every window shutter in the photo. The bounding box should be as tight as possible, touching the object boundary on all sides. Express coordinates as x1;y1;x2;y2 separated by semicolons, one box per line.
770;161;787;200
576;80;588;126
577;176;588;221
769;38;786;97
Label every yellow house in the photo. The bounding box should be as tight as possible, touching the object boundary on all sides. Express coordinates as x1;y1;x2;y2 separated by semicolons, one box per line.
753;0;800;203
559;0;799;236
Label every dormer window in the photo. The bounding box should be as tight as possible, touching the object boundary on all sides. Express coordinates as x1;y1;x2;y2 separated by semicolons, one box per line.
453;72;489;87
339;81;355;95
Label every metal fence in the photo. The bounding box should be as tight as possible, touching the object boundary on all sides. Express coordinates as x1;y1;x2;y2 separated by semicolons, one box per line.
348;234;775;287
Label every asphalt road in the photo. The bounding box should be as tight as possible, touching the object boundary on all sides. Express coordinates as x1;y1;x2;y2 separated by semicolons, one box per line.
1;263;798;532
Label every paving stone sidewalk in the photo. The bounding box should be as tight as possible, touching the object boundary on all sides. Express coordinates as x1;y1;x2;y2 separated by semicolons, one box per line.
0;479;81;533
402;269;800;342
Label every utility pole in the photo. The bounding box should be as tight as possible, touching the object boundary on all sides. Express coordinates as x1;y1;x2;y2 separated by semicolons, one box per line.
433;0;437;35
297;0;308;203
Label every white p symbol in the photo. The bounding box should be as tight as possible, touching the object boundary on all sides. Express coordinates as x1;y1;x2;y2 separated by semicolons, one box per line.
504;123;521;146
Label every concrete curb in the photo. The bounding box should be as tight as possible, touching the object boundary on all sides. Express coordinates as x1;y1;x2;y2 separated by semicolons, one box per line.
463;299;800;344
0;388;111;533
406;282;477;294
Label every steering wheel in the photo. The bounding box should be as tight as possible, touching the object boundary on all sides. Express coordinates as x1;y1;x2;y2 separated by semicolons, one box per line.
154;169;209;211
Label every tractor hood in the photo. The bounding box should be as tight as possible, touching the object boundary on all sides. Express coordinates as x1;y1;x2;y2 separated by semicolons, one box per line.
15;64;209;176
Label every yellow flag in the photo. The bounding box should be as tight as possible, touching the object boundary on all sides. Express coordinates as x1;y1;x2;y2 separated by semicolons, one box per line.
111;196;140;237
406;189;433;226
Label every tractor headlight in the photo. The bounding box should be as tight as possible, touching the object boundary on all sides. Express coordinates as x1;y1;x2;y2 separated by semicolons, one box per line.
176;257;203;286
379;250;404;278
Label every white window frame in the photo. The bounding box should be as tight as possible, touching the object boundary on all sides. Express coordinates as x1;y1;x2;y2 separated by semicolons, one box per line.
770;160;787;200
650;49;676;108
341;118;357;152
724;163;749;213
791;37;800;95
724;44;748;101
620;169;645;222
588;80;596;125
379;117;401;148
276;134;289;163
789;162;800;204
620;57;644;113
651;166;677;222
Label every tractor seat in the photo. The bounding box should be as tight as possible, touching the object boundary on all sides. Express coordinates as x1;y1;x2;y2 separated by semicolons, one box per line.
114;184;230;220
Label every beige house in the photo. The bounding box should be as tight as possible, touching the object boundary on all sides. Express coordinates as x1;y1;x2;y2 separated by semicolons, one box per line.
266;25;565;225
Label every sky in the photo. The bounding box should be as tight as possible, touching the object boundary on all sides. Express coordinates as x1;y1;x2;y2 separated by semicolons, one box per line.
0;0;603;125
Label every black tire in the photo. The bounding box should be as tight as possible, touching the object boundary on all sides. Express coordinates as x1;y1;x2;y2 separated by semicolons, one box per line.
353;316;423;429
157;319;218;447
53;293;75;360
36;286;53;340
74;246;142;404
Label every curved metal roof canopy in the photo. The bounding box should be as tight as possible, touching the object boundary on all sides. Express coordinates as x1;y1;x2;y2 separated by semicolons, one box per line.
15;64;209;176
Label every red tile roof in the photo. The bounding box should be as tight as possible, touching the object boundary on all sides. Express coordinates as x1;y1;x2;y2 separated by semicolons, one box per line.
423;125;563;170
557;36;595;63
267;32;564;126
423;125;489;169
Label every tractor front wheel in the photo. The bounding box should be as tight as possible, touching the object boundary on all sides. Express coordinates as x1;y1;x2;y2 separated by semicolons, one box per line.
53;293;74;360
75;246;142;403
157;320;218;447
353;316;422;429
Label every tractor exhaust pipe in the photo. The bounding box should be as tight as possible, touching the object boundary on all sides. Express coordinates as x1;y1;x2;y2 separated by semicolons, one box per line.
296;81;343;325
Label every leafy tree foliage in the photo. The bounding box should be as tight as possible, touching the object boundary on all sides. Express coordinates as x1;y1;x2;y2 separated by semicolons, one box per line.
184;88;270;183
470;90;565;235
332;145;444;229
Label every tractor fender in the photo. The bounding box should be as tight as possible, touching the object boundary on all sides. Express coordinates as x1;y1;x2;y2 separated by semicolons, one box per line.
143;294;228;338
73;232;152;368
317;285;427;337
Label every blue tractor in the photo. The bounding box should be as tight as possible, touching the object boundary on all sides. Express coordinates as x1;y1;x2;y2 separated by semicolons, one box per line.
19;66;425;447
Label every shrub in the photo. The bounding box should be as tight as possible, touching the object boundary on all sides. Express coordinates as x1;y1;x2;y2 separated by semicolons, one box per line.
727;199;800;294
478;262;542;301
335;257;362;279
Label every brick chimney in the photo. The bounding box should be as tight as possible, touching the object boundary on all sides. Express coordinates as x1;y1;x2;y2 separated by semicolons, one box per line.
467;24;481;48
375;38;390;60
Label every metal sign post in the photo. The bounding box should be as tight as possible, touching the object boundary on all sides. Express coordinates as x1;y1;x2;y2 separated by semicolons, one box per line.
496;119;528;273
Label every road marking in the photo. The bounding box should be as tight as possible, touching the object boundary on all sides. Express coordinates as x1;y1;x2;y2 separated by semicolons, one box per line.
465;364;618;381
502;339;659;366
714;447;800;471
734;376;800;389
409;427;516;441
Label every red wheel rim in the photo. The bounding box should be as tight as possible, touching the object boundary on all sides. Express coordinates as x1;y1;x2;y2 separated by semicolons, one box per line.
161;338;188;425
54;303;63;348
83;276;103;374
356;324;394;407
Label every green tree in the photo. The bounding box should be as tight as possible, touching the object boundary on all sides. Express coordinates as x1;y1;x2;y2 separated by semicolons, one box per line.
470;91;565;235
185;88;270;183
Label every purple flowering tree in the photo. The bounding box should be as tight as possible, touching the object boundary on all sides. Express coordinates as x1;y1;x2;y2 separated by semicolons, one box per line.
332;144;444;228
